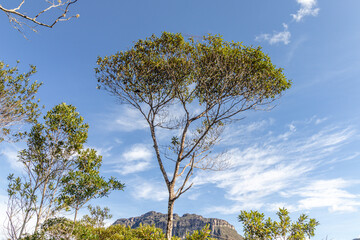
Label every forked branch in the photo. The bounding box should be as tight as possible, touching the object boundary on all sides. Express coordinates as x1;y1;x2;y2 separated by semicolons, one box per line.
0;0;79;32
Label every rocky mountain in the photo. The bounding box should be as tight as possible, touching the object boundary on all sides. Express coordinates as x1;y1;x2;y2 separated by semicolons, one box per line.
113;211;243;240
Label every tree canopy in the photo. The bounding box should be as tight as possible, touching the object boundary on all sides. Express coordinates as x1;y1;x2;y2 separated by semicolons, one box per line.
96;32;291;240
0;61;42;142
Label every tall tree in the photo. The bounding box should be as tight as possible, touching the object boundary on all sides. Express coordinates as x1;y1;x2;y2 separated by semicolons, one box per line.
5;103;123;240
0;0;79;33
238;208;319;240
6;103;88;239
96;32;291;240
0;61;42;142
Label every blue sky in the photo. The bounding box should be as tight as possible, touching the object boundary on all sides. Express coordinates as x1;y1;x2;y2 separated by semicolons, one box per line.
1;0;360;239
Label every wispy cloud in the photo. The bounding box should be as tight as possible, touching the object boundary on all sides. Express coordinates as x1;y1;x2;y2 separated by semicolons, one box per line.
291;179;360;212
255;23;291;45
187;192;200;201
284;36;308;64
103;106;148;132
0;144;22;172
221;118;274;146
108;144;153;175
131;180;168;202
192;119;359;214
291;0;320;22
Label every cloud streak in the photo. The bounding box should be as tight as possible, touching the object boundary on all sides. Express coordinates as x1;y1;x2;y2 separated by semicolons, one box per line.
292;179;360;212
192;118;359;214
103;106;148;132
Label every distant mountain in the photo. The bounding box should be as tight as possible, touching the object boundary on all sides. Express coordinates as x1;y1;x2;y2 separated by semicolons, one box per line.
113;211;243;240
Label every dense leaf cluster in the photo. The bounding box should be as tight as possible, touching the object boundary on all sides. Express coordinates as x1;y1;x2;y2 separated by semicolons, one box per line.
96;32;291;107
0;61;42;142
238;208;319;240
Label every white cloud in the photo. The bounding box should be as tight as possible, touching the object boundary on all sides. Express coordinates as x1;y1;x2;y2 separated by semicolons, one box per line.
255;23;291;45
123;145;152;161
193;120;358;214
315;117;328;125
187;191;201;201
119;161;152;175
205;202;264;215
288;123;296;132
290;179;360;212
104;106;148;132
254;0;319;46
292;0;320;22
221;119;274;146
109;144;153;175
0;144;22;171
278;123;297;140
131;181;168;202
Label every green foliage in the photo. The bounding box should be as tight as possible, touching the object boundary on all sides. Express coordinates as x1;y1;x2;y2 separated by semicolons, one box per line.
24;218;215;240
6;103;123;239
6;103;90;238
184;224;216;240
96;32;291;107
238;208;319;240
86;224;168;240
0;61;42;142
81;205;113;228
96;32;291;240
42;102;89;151
19;103;89;169
38;217;74;239
57;148;124;222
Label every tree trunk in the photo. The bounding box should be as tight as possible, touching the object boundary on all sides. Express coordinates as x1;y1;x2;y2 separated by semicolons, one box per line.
18;207;32;239
73;207;79;225
166;198;175;240
70;207;79;238
34;181;48;233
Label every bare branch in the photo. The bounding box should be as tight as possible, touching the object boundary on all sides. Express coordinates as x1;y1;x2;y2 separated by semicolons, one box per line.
0;0;79;33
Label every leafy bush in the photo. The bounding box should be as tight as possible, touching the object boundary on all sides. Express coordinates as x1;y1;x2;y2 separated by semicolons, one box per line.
238;208;319;240
23;218;215;240
184;224;215;240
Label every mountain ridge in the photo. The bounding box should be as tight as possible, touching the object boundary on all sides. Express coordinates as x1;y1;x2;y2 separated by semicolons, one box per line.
113;211;243;240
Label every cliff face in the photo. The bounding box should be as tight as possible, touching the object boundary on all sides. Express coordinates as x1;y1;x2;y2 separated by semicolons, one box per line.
113;211;243;240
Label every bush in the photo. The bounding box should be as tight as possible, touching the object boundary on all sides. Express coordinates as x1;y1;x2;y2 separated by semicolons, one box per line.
23;218;215;240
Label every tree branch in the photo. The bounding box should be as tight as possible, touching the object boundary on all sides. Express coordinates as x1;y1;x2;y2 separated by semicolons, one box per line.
0;0;79;32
